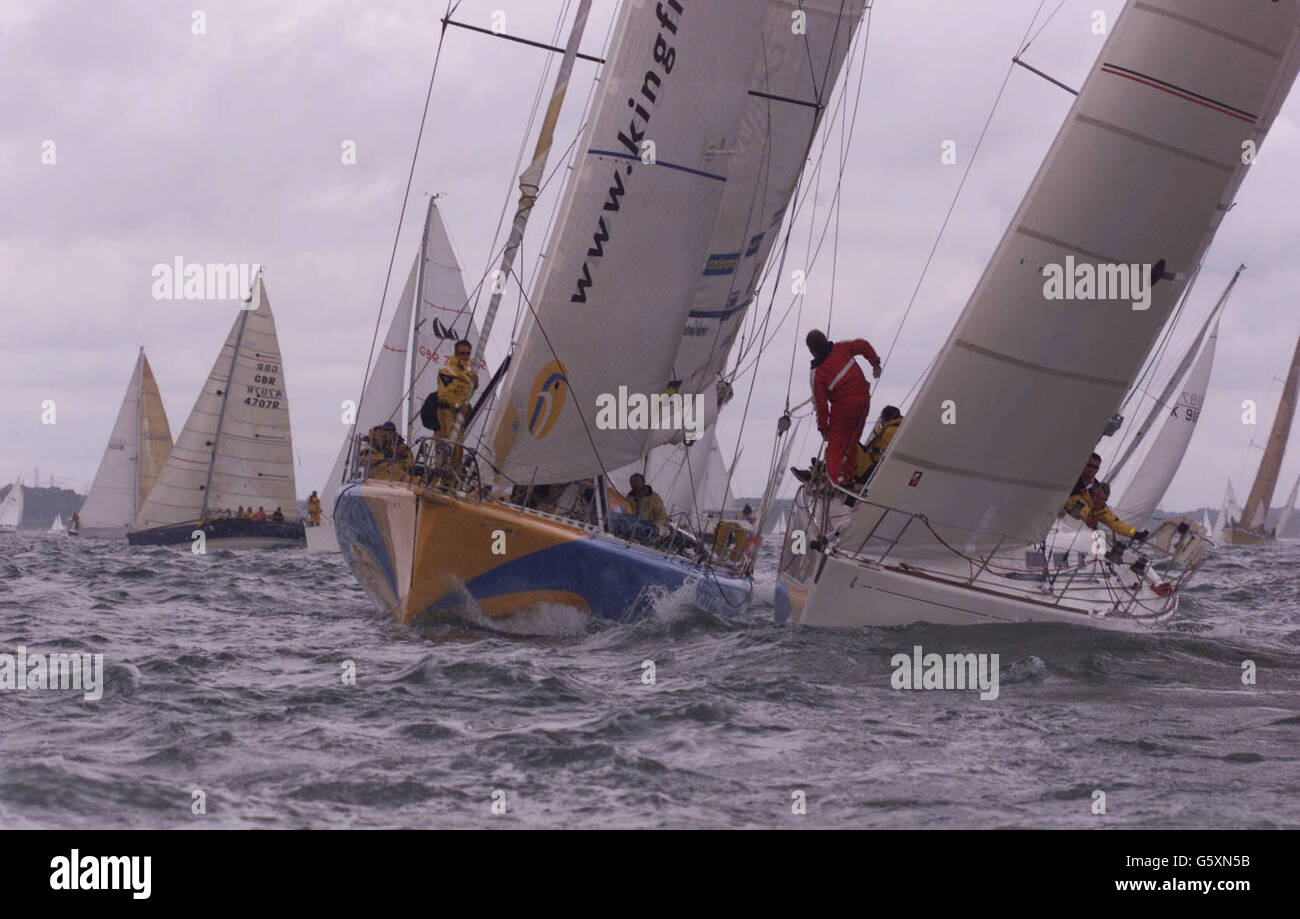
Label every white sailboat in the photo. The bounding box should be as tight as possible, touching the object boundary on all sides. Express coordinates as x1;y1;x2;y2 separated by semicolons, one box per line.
129;273;304;548
1223;334;1300;544
336;0;868;624
308;198;479;553
78;348;174;538
1106;268;1239;530
1212;479;1238;541
50;514;66;534
0;480;24;532
781;0;1300;630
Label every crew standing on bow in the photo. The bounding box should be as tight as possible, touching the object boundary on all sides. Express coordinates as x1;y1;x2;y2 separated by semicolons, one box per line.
798;329;882;488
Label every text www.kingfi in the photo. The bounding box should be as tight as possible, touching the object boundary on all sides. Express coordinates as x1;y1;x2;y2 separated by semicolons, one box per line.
570;1;684;303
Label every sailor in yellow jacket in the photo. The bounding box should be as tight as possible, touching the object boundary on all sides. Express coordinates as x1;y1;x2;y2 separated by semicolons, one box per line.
434;340;478;438
307;491;322;526
1064;481;1148;541
855;405;902;483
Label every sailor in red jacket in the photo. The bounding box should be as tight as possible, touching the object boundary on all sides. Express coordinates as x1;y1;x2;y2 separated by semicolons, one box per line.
805;329;881;487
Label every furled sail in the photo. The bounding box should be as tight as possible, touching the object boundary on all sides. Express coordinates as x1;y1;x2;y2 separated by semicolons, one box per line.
840;0;1300;556
0;482;23;530
488;0;769;484
408;199;483;436
1239;334;1300;532
667;0;866;399
79;349;174;534
1111;318;1220;528
134;277;299;527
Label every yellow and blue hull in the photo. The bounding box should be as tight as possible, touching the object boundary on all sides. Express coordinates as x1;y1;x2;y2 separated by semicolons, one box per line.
335;480;754;624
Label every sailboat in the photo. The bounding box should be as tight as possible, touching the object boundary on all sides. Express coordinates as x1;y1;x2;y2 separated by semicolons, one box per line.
128;273;305;548
308;197;481;553
1223;334;1300;544
780;0;1300;630
1106;267;1239;531
1276;473;1300;539
336;0;868;623
0;480;24;533
78;348;174;538
50;514;66;534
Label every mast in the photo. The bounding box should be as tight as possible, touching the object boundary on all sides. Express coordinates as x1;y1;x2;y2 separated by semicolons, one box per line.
1240;334;1300;530
465;0;593;404
408;196;435;437
200;275;257;519
134;346;144;516
1111;265;1242;479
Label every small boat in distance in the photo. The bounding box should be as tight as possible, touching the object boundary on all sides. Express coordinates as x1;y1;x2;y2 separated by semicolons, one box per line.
0;480;24;532
79;347;174;538
50;514;66;534
128;272;305;548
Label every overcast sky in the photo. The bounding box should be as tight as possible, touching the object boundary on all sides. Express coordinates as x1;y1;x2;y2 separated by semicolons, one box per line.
3;0;1298;513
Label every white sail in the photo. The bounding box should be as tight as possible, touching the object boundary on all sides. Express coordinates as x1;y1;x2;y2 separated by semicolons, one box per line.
1224;479;1241;532
79;349;174;536
134;277;299;527
309;259;418;553
50;514;65;533
489;1;770;484
841;0;1300;557
0;482;23;530
1276;473;1300;536
668;0;866;398
1111;319;1220;528
408;199;483;437
1239;335;1300;531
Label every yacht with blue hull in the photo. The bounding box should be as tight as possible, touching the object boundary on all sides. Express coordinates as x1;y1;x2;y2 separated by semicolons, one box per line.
334;453;758;625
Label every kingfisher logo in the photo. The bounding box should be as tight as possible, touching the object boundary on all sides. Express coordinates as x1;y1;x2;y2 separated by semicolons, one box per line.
527;361;569;439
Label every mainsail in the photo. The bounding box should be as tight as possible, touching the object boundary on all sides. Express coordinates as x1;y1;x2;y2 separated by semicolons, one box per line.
79;348;174;534
840;0;1300;556
489;1;777;483
1111;317;1221;528
0;482;23;530
1239;334;1300;532
134;277;299;527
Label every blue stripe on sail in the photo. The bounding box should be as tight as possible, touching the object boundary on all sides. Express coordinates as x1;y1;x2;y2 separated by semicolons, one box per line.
586;149;727;183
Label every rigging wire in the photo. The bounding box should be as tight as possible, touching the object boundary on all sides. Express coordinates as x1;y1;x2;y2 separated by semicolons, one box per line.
353;1;458;430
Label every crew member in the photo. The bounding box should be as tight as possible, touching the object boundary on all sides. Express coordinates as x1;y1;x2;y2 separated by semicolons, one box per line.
855;405;903;484
307;492;322;526
798;329;882;488
1081;481;1148;542
271;507;285;523
611;473;668;543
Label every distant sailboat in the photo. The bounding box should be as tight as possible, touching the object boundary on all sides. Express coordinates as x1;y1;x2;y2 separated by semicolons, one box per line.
0;480;24;532
1222;334;1300;544
1108;267;1239;531
50;514;66;534
128;273;305;548
309;198;479;553
1276;473;1300;538
79;348;174;538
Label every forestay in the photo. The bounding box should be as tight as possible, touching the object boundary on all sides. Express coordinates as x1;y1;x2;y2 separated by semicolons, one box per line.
840;0;1300;557
489;0;765;484
134;277;299;526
